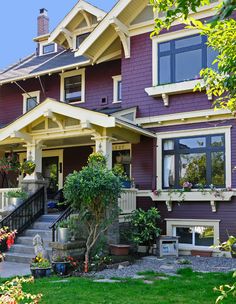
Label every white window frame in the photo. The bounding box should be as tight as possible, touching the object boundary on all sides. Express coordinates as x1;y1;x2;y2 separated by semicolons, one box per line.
60;69;85;104
22;91;40;114
112;75;122;103
152;28;200;87
156;126;232;190
166;218;220;250
39;41;57;56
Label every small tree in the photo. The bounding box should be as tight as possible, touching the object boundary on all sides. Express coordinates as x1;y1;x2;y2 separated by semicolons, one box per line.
63;153;121;272
128;207;161;254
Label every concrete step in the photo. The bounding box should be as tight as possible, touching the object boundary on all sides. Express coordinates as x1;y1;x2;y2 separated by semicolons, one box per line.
9;244;51;255
4;252;35;264
31;221;52;230
23;229;52;238
37;214;61;223
15;236;52;247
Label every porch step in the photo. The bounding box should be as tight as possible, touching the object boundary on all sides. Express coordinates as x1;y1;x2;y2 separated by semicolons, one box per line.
4;213;60;264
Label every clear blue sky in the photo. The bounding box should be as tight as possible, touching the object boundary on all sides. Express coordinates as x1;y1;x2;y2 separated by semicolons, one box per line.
0;1;116;70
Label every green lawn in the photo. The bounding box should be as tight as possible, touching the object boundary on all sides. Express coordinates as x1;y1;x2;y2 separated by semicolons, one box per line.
2;269;235;304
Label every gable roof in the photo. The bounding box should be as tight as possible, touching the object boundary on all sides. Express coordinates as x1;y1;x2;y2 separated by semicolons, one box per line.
75;0;148;62
49;0;106;48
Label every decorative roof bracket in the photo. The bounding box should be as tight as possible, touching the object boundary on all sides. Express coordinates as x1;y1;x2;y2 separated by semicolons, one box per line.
110;17;130;59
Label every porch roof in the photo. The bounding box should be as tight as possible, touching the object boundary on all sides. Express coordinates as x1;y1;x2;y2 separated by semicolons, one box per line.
0;98;155;147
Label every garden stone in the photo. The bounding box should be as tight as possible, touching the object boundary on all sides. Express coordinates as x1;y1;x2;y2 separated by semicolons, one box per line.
93;279;121;283
155;276;169;280
143;280;154;284
132;275;145;279
160;265;174;270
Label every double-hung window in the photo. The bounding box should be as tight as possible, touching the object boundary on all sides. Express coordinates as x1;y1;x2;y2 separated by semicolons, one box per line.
158;34;217;85
162;134;225;188
112;75;122;103
22;91;40;113
60;69;85;104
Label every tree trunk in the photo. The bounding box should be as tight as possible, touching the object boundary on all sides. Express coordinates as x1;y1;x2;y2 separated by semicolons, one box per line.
84;251;89;273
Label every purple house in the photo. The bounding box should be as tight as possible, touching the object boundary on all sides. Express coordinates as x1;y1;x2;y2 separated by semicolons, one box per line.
0;0;235;260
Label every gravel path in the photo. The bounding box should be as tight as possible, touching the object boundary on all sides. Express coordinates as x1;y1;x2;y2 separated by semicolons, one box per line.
94;256;236;279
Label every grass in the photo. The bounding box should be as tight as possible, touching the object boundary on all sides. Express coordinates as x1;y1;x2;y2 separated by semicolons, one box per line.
1;269;235;304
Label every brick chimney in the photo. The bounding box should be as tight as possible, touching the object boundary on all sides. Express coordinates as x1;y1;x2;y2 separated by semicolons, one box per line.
37;8;49;36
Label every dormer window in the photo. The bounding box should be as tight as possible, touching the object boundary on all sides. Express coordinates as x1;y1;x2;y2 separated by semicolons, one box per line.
39;42;57;56
76;33;89;49
43;43;55;54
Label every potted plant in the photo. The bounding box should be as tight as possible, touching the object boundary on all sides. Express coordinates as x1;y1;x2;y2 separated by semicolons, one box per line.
30;254;52;278
57;219;71;243
127;207;161;255
218;236;236;258
112;163;132;188
20;160;36;175
5;190;28;207
51;255;71;276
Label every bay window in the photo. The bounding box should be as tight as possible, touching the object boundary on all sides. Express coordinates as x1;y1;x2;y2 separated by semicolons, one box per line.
162;134;225;189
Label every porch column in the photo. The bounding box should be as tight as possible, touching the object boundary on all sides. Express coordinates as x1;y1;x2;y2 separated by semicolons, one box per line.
94;136;114;169
25;143;43;179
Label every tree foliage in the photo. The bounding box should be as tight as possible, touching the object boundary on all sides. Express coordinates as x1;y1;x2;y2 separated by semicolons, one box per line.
63;153;121;272
150;0;236;111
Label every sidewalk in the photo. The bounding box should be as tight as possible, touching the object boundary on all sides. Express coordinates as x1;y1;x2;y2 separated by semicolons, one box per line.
0;262;31;278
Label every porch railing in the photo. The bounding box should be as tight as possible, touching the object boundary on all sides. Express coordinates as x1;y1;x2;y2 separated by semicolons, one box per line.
0;187;45;234
0;188;21;212
49;206;74;242
119;188;137;215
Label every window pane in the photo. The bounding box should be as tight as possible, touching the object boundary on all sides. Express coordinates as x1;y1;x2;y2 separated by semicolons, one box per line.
159;55;171;84
175;49;202;82
211;152;225;186
175;35;202;49
179;137;206;149
117;80;122;101
207;47;218;68
65;75;82;102
43;44;55;54
176;227;193;244
159;42;171;52
163;155;175;188
26;97;38;111
211;135;224;147
179;153;206;186
163;140;174;151
195;226;214;246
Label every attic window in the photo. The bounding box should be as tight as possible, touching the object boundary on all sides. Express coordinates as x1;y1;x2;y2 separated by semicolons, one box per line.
76;33;89;49
43;43;55;54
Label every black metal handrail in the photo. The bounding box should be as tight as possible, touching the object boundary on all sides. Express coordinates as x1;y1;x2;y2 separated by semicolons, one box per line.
0;187;45;234
49;206;73;242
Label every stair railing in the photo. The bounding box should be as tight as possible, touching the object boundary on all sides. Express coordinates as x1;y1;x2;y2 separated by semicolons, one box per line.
49;206;73;242
0;187;45;234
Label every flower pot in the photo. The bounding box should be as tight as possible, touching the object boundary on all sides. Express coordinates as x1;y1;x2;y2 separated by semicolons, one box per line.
191;250;212;257
30;267;52;278
52;261;71;275
122;180;131;189
58;227;70;243
9;197;23;208
110;244;130;256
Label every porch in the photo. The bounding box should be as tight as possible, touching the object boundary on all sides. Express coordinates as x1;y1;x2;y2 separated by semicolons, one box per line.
0;98;155;217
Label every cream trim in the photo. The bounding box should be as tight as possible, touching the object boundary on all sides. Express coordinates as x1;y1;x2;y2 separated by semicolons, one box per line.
136;108;233;127
22;91;40;114
156;126;232;190
60;69;85;103
166;218;220;247
112;75;122;103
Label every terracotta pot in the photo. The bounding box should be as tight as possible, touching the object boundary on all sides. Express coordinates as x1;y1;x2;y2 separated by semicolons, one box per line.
191;250;212;257
110;244;130;256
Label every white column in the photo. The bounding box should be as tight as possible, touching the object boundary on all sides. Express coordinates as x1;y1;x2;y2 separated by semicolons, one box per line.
24;143;43;180
94;136;114;169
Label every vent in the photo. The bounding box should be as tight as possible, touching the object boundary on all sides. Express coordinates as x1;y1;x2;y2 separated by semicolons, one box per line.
100;96;108;105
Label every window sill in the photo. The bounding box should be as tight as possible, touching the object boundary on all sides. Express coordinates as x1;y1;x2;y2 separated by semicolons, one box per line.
145;79;211;106
65;100;85;105
137;190;235;212
112;100;122;104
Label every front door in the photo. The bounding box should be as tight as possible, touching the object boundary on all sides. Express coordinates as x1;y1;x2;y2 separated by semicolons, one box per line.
42;157;59;198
